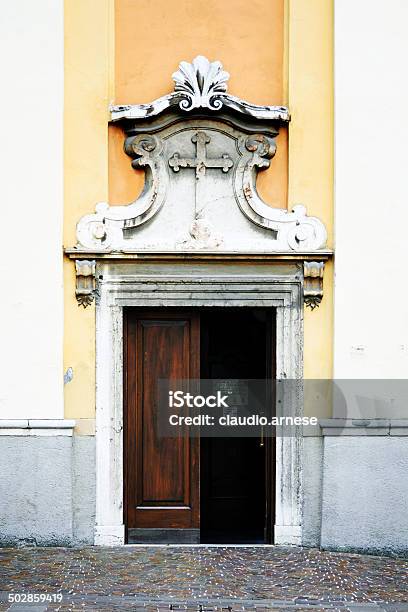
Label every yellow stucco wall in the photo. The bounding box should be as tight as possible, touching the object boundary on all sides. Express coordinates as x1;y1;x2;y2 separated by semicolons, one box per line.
63;0;333;421
63;0;114;422
288;0;334;383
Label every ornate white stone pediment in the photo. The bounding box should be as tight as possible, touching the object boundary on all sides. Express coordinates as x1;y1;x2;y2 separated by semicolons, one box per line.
75;56;327;253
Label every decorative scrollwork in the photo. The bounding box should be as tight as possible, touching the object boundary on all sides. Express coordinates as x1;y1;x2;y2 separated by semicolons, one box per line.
245;134;277;159
124;135;160;169
303;261;325;310
287;208;327;251
73;56;328;257
234;135;328;251
75;260;97;308
75;134;167;249
172;55;229;111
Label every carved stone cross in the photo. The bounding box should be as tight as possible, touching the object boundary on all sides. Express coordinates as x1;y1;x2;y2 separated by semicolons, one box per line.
169;130;233;218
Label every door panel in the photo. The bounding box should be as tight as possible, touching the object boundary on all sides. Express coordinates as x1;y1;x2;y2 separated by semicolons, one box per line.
125;310;200;534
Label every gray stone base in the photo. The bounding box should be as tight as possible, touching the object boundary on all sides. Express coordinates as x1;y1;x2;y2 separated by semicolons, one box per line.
301;431;408;555
302;436;323;548
0;435;95;547
320;436;408;555
1;429;407;553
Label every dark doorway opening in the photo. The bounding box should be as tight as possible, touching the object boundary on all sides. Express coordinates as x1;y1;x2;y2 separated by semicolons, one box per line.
124;306;275;545
200;308;274;544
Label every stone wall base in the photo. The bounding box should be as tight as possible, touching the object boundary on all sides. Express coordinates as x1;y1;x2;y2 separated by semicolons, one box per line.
0;433;95;547
1;424;407;552
320;435;408;555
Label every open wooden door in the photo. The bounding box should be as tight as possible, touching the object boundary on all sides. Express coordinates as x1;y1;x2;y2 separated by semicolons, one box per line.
124;309;200;543
124;306;275;544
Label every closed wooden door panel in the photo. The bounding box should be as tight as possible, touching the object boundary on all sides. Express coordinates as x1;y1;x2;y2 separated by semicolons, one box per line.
125;310;199;530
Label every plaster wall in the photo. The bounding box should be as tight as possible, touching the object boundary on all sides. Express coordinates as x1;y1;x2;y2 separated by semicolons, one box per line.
334;0;408;379
0;0;64;419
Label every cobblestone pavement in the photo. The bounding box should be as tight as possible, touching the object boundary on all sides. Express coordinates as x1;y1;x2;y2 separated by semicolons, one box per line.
0;546;407;612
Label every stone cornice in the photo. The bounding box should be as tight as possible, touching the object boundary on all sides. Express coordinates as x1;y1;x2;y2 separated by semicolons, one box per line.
65;249;333;309
65;248;333;261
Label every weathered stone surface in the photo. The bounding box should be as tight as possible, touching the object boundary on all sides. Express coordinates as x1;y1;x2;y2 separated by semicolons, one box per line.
72;436;95;545
76;120;327;254
0;435;95;547
302;436;323;548
321;436;408;555
0;436;73;546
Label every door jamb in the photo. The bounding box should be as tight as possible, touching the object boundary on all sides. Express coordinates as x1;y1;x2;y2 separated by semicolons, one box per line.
94;262;304;546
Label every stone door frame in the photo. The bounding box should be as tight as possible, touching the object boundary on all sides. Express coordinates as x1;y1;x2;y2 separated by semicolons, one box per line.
94;261;304;546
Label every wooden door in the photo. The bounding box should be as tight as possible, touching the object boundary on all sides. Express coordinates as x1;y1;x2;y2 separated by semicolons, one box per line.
124;309;200;543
